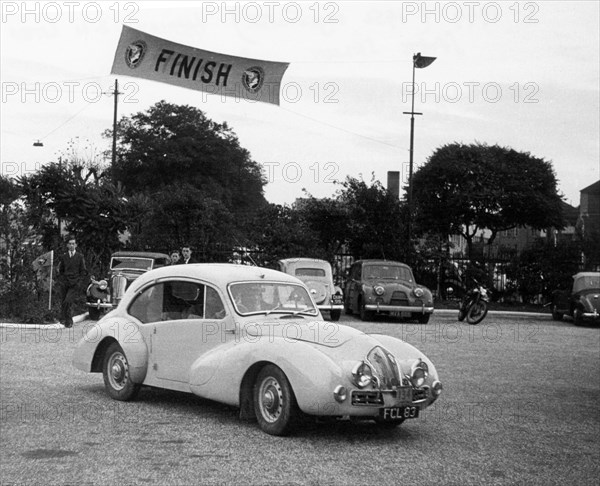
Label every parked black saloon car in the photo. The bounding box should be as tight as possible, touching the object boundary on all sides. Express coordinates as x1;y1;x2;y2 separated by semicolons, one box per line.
86;251;170;320
551;272;600;325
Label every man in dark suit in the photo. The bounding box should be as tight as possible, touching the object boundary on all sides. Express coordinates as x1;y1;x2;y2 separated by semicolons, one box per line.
56;236;87;327
181;245;196;264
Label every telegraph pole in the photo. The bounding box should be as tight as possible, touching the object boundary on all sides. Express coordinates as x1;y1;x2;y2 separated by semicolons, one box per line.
108;79;121;182
403;53;436;263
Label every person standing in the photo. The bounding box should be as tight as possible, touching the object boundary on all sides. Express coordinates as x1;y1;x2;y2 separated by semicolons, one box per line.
181;245;196;264
170;249;181;265
56;236;87;327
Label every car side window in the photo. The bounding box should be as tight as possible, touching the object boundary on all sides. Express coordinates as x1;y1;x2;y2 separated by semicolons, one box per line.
129;281;222;323
129;284;164;323
205;286;226;319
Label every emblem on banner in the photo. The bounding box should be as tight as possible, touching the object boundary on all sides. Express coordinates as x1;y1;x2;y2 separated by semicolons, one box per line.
242;67;265;93
125;40;147;69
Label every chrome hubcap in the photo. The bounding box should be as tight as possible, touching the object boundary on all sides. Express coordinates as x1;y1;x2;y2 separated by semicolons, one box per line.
259;378;283;423
108;353;127;390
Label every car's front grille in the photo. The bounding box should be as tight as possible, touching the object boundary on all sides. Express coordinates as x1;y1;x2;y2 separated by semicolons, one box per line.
351;388;428;406
390;291;408;306
413;387;428;402
352;391;384;406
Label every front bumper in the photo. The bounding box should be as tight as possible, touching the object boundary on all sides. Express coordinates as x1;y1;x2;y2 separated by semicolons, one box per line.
86;302;115;309
582;309;600;319
365;304;434;314
318;304;344;312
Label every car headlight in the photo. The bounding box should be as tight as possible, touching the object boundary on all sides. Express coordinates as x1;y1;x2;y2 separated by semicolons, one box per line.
374;285;385;296
352;362;373;388
414;287;424;298
98;280;108;290
410;360;429;388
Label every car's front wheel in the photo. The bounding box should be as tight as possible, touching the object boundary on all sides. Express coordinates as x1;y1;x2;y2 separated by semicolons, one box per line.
330;309;341;321
102;342;140;401
254;365;299;436
573;307;584;326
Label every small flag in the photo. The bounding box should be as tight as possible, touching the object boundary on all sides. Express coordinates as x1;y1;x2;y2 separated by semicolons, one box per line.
111;25;289;105
413;53;436;69
33;250;54;295
32;250;53;272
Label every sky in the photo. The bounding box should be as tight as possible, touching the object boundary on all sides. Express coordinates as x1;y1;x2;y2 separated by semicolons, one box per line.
1;1;599;207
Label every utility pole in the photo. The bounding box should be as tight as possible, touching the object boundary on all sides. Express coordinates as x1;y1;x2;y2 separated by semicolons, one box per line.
403;53;436;263
108;79;121;182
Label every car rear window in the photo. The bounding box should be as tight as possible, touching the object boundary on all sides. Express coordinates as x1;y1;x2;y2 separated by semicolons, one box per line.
110;257;154;271
296;268;326;277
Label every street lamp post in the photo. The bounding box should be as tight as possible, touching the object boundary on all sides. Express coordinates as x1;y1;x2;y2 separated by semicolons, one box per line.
403;52;436;262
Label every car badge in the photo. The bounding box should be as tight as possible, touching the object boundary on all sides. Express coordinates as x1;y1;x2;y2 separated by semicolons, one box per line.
125;40;147;69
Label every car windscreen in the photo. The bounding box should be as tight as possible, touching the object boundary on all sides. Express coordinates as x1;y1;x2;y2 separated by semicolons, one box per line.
573;275;600;293
110;257;155;271
363;265;413;282
295;268;326;277
228;282;318;316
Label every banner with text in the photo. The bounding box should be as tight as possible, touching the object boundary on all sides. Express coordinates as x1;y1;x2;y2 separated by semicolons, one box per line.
111;25;289;105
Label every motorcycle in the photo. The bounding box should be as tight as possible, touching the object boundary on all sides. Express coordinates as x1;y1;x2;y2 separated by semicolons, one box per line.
458;281;489;325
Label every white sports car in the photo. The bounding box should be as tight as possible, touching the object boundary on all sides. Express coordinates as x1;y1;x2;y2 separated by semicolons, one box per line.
73;264;442;435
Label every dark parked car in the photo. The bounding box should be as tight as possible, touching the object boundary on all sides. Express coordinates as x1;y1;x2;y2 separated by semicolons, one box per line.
86;251;170;320
344;260;434;323
551;272;600;325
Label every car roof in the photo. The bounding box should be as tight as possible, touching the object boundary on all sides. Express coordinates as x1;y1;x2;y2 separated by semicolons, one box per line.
132;263;302;290
353;259;410;267
573;272;600;278
279;258;331;267
112;251;170;259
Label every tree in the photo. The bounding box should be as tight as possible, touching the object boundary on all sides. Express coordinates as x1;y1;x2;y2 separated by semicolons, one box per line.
506;238;582;303
412;143;565;258
295;194;349;263
336;175;406;261
107;100;267;219
18;162;131;274
127;183;237;261
248;203;322;268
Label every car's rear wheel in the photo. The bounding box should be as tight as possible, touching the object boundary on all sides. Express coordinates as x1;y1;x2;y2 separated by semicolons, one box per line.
254;365;299;436
551;304;563;321
102;342;140;401
330;309;341;321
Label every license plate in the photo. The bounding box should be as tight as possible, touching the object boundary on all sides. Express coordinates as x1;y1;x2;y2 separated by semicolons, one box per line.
379;406;419;420
331;295;343;305
396;387;412;403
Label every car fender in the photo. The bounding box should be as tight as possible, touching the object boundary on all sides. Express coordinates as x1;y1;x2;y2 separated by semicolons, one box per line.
189;338;345;413
72;317;149;384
